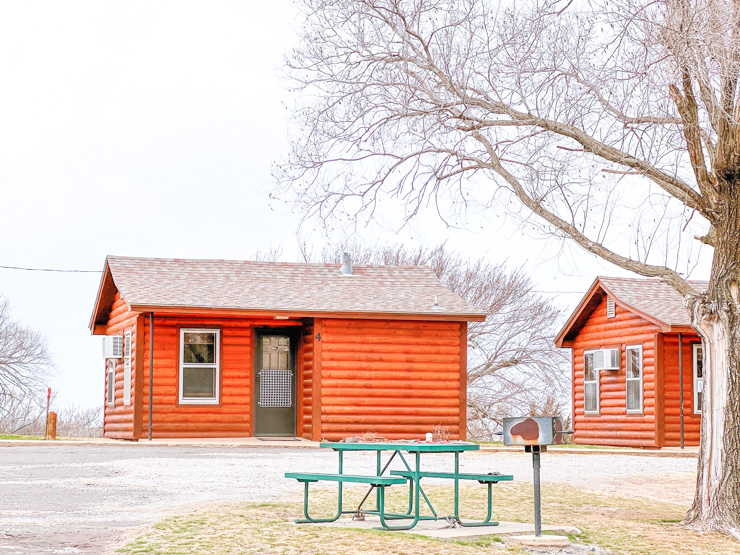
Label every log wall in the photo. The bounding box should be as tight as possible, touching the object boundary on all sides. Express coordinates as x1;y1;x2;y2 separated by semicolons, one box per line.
300;321;315;439
317;318;465;441
662;333;702;446
571;297;662;447
102;293;139;439
139;316;253;438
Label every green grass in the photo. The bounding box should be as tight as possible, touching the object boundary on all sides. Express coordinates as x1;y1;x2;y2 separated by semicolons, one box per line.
115;482;740;554
0;434;43;440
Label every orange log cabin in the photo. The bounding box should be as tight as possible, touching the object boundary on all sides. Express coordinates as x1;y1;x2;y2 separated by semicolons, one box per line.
556;277;707;448
90;256;485;440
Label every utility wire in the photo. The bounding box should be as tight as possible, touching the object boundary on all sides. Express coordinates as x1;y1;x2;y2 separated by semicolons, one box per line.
0;265;101;273
0;264;584;293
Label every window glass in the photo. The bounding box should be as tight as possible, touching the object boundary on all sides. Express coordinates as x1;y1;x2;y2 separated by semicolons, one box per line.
182;367;216;398
626;346;642;412
262;336;290;370
694;344;703;414
584;352;598;413
184;332;216;364
107;360;115;406
180;329;219;403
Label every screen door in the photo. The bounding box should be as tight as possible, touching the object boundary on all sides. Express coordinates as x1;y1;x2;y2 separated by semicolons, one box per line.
254;335;296;436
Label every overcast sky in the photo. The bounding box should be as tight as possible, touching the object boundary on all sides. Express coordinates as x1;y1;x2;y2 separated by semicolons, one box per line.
0;1;711;412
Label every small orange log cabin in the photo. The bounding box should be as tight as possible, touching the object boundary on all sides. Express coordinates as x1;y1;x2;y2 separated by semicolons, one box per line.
90;256;485;440
556;276;707;448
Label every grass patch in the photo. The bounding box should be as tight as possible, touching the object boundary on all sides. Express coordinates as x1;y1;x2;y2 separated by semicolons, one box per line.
116;483;739;554
0;434;43;440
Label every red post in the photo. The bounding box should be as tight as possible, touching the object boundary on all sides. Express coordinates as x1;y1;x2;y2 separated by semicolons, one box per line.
46;388;51;438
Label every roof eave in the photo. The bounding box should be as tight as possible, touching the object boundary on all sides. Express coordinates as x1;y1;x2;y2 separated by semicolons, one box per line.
88;258;112;333
554;277;603;348
128;304;487;322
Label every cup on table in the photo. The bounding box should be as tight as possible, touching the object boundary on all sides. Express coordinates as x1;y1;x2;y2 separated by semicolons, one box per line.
425;432;433;443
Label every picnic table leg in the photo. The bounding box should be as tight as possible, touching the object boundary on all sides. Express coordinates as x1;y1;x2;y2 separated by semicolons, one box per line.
376;451;381;511
294;480;344;524
454;481;499;527
376;452;421;531
295;451;345;524
454;451;459;518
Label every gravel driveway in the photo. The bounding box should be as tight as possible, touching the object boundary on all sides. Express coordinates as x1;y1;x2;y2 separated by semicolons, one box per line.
0;444;698;554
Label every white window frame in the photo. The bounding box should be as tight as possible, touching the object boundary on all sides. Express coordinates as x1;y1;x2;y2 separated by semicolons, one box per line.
625;345;643;413
123;330;132;406
107;359;115;406
583;350;599;414
693;344;703;415
179;328;220;405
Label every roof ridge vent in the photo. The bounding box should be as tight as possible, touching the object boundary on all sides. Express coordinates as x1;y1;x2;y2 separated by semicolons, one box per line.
340;252;353;275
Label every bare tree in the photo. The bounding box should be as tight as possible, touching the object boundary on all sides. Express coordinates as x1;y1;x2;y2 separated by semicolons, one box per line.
0;297;52;405
302;242;569;441
277;0;740;534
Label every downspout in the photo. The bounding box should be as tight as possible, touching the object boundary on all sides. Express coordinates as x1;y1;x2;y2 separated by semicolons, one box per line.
149;312;154;441
679;332;684;449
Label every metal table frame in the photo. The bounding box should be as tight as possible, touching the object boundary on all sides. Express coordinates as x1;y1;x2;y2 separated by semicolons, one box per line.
319;441;480;530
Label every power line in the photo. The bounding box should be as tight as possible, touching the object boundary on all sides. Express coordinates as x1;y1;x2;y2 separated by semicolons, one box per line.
0;265;101;273
0;264;585;293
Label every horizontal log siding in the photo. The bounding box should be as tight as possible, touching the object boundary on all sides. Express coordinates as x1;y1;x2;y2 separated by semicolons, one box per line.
140;316;254;438
103;293;139;439
571;297;662;447
300;322;314;439
319;319;463;441
662;333;702;446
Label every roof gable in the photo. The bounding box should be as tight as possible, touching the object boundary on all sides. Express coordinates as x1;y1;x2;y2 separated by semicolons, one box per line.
555;276;707;347
90;255;486;332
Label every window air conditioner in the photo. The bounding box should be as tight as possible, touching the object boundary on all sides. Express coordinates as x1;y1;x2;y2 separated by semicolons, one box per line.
102;335;123;359
593;348;620;371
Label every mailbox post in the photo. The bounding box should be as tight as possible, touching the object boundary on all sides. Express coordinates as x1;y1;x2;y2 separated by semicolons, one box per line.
503;416;568;537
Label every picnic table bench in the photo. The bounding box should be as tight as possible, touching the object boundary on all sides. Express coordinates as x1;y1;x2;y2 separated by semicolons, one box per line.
284;441;514;530
389;469;513;526
285;472;408;523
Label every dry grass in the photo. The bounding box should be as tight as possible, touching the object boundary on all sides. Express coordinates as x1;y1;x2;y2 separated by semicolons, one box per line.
116;482;740;554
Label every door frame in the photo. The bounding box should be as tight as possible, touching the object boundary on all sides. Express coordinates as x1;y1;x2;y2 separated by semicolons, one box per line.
253;328;301;437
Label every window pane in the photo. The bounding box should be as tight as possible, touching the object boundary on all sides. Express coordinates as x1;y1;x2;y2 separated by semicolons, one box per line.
182;366;216;398
262;336;290;370
107;361;115;404
627;380;640;410
584;353;594;381
184;332;216;364
697;390;703;411
585;383;597;412
696;346;703;379
627;349;641;379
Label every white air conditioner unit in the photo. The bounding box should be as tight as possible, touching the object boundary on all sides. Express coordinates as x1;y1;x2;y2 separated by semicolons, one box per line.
593;348;620;371
102;335;123;359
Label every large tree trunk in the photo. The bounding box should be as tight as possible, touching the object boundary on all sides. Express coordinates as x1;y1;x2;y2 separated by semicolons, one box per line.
685;190;740;538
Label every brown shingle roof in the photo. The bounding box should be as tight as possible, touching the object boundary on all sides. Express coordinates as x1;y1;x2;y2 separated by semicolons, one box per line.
555;276;707;347
599;276;707;327
99;255;485;321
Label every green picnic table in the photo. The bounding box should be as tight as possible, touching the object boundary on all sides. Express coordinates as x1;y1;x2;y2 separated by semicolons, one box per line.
285;441;513;530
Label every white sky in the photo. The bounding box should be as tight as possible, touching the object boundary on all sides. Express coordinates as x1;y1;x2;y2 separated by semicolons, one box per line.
0;1;712;411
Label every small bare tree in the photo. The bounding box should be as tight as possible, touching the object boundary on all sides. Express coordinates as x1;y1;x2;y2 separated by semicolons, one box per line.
0;297;52;407
302;243;569;440
278;0;740;535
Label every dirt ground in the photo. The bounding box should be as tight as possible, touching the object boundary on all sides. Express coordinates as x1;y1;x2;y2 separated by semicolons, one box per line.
0;443;698;554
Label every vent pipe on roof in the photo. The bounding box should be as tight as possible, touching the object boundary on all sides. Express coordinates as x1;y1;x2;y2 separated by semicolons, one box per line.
340;252;353;275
